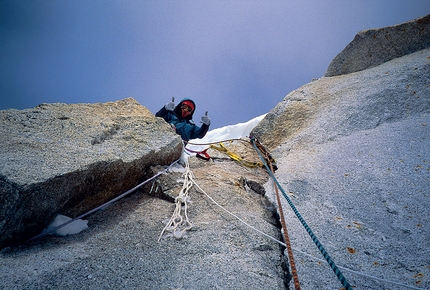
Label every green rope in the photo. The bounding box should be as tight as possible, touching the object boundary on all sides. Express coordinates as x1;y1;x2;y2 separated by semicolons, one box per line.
251;138;353;290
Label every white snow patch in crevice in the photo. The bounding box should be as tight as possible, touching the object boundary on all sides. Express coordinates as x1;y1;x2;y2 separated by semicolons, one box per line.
43;214;88;236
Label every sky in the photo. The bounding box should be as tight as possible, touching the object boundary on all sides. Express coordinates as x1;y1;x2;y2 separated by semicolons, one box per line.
1;1;429;129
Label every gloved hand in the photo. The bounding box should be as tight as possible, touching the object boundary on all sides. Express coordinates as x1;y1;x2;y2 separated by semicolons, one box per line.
201;111;211;126
165;97;175;111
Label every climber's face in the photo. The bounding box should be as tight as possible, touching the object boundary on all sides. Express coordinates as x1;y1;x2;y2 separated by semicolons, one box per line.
181;104;193;118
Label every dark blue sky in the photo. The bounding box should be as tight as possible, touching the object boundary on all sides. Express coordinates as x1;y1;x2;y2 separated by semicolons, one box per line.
1;1;429;129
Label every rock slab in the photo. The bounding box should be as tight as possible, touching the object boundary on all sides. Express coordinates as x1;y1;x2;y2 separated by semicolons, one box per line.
0;98;182;248
252;48;430;288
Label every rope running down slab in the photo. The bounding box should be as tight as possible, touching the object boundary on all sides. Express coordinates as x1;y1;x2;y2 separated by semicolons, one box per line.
250;138;300;289
267;159;301;290
251;137;353;290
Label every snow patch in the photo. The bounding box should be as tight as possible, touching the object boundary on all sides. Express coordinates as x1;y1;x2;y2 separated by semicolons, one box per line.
43;214;88;236
186;114;266;153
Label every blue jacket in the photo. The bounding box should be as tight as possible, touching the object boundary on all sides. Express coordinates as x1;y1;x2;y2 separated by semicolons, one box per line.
155;99;209;141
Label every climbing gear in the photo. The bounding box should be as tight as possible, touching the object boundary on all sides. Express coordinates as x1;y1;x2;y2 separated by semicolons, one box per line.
26;135;423;289
158;158;194;241
251;137;353;290
184;139;423;289
27;159;181;242
184;146;211;161
210;142;265;168
188;137;276;170
249;136;277;171
183;139;245;161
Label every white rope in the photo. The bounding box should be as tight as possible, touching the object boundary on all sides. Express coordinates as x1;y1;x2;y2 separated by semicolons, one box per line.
158;158;194;241
192;177;424;290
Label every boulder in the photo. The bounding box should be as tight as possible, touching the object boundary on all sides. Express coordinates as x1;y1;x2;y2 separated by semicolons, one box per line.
0;98;182;248
325;13;430;77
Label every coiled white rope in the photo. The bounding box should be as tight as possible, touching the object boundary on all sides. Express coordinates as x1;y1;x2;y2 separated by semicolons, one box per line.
158;158;194;241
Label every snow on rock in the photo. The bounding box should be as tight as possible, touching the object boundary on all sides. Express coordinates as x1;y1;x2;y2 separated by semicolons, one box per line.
43;215;88;236
186;114;266;153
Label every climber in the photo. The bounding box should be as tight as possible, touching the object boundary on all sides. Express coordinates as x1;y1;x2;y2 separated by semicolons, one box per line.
155;97;211;141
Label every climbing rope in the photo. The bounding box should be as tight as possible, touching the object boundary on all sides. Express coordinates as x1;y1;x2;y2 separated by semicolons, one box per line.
184;146;211;160
174;141;424;289
267;159;301;290
27;137;424;289
250;137;353;290
293;247;424;290
242;136;300;289
186;138;274;169
185;138;254;163
158;158;194;241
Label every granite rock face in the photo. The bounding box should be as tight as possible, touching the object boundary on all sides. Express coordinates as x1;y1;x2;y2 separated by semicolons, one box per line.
325;13;430;77
252;48;430;150
251;44;430;289
0;98;182;248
